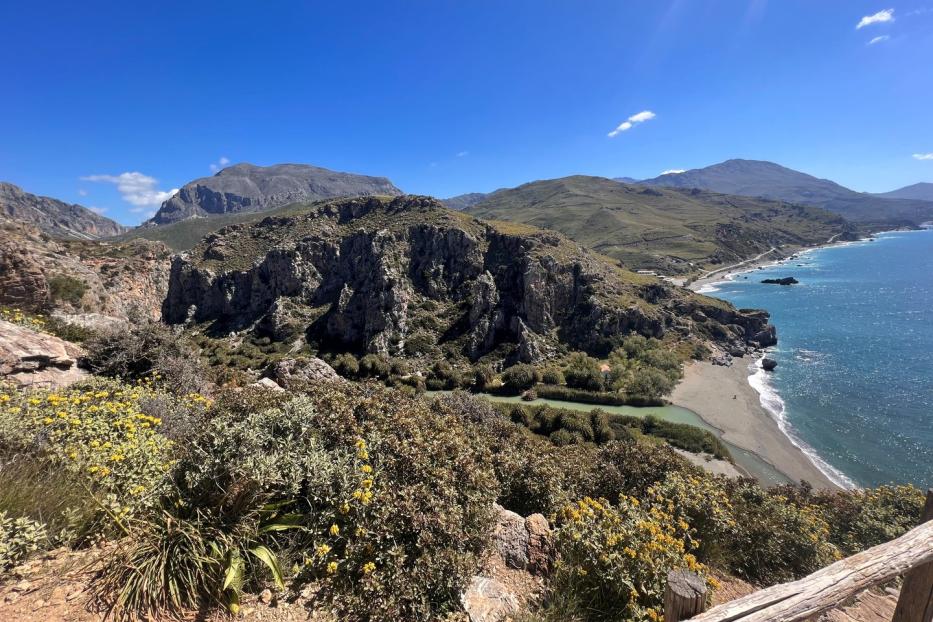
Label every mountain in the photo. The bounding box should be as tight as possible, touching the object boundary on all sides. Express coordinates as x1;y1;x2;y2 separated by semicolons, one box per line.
0;182;126;239
464;175;852;274
149;163;403;225
874;182;933;202
442;192;488;210
612;176;639;183
638;159;933;226
163;195;777;365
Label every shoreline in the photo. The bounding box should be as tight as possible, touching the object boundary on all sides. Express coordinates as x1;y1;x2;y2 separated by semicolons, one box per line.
671;359;840;490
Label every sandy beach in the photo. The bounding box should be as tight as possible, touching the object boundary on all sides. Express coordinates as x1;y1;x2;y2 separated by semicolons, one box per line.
671;360;839;489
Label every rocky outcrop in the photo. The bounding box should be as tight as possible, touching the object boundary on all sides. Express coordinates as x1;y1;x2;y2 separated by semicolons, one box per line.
149;163;403;224
761;277;798;285
271;357;343;384
490;504;554;574
0;182;126;239
762;357;778;371
162;196;777;363
0;320;87;388
0;220;172;322
460;576;519;622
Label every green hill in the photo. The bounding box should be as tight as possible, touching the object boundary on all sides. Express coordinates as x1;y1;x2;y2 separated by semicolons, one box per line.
465;175;852;275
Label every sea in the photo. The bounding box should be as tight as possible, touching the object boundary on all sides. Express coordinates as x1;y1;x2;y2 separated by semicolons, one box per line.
699;228;933;489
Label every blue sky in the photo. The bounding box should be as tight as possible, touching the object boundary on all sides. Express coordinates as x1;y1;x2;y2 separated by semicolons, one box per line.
2;1;932;225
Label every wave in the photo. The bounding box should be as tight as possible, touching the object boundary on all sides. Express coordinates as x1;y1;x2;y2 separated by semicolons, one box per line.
746;357;857;490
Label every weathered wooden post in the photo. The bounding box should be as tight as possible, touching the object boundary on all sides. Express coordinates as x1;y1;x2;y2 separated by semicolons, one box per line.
665;568;708;622
893;489;933;622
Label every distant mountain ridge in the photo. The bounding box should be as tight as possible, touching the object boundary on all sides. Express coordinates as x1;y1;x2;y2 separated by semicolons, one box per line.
465;175;852;274
441;192;489;211
874;182;933;202
0;182;126;239
638;159;933;226
149;163;403;225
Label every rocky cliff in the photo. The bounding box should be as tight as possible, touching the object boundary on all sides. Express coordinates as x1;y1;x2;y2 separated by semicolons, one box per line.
0;220;172;324
163;196;776;364
0;182;127;239
149;163;403;225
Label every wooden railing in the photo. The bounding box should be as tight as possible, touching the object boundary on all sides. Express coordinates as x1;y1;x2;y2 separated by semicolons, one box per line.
664;489;933;622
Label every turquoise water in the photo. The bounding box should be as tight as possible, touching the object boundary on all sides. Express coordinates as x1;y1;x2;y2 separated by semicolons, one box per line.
700;229;933;488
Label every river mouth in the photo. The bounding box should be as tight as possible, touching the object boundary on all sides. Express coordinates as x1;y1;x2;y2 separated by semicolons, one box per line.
425;390;790;486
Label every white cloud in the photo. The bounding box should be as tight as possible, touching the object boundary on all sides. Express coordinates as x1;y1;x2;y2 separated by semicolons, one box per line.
456;151;469;157
913;153;933;160
868;35;890;44
88;206;107;214
77;189;88;197
660;169;686;175
608;110;656;137
857;8;894;29
81;172;178;207
209;156;231;173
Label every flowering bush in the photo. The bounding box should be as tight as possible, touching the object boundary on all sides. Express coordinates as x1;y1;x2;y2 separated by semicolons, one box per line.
647;472;737;563
0;379;201;525
550;496;713;622
1;306;48;331
102;383;497;621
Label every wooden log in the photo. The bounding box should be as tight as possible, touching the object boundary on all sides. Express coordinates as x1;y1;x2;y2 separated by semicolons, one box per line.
665;569;708;622
689;519;933;622
893;489;933;622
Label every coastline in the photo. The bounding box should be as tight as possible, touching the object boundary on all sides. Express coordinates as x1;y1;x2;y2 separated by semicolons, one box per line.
671;359;840;490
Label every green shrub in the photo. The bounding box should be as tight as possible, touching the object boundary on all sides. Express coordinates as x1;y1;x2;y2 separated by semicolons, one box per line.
549;428;578;446
472;364;496;390
82;320;208;394
48;274;88;305
809;484;926;556
724;480;839;584
359;354;391;379
332;353;360;378
501;364;540;393
627;368;676;401
540;367;565;385
547;496;711;622
102;384;497;621
563;353;604;392
0;511;47;571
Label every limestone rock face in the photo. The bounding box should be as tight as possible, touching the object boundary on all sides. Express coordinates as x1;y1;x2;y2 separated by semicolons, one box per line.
0;319;87;388
162;195;777;363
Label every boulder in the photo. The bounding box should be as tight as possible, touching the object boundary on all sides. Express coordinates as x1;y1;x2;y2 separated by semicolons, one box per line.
460;576;519;622
0;319;87;388
251;377;284;392
762;358;778;371
492;504;529;569
525;513;554;575
272;357;343;384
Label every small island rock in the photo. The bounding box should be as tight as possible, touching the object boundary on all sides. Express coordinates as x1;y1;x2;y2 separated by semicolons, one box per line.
762;358;778;371
761;276;798;285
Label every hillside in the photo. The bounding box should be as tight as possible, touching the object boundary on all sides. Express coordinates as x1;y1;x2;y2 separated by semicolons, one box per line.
638;159;933;226
874;182;933;202
0;182;126;239
148;162;402;224
464;175;851;274
163;195;777;366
